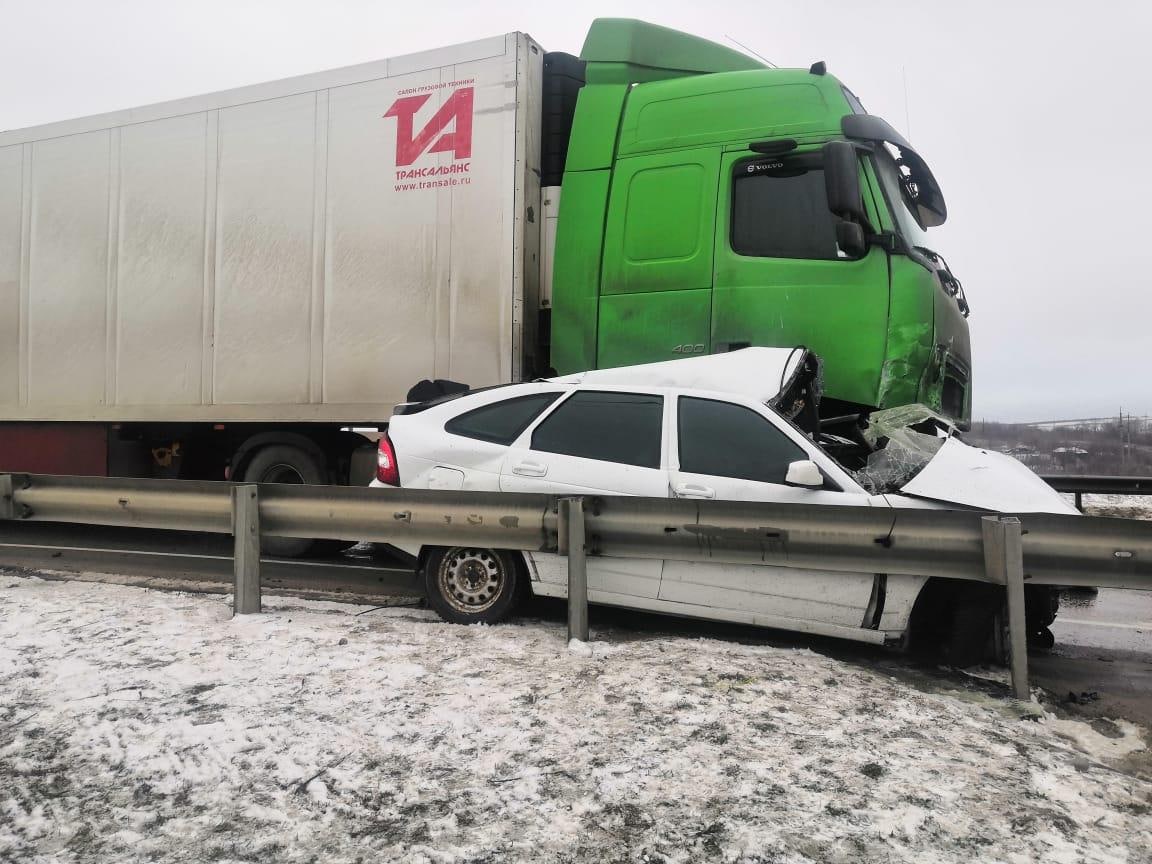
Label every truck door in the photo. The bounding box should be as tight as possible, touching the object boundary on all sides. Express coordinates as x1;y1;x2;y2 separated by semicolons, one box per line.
597;149;720;369
710;151;890;411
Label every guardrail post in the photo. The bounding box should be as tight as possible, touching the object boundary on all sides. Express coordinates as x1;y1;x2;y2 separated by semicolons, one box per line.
232;484;261;615
982;515;1029;700
564;497;589;643
0;475;13;520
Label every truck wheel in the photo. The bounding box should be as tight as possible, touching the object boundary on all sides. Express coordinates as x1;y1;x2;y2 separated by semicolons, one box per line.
241;445;324;558
423;547;520;625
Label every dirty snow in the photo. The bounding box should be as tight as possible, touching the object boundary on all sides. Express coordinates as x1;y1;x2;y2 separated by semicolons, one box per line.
1;572;1150;864
1064;492;1152;520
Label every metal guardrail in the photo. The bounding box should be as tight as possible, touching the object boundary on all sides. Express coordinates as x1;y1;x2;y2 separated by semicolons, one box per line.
1040;474;1152;512
4;472;1152;701
5;473;1150;588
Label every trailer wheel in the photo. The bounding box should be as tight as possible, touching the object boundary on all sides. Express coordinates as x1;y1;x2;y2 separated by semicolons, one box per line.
241;445;324;558
423;547;520;625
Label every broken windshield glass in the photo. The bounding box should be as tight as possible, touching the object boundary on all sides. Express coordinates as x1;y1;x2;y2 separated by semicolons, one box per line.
854;428;945;494
851;404;954;494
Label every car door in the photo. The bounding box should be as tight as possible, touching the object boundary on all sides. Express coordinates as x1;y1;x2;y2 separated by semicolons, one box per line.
500;390;668;599
661;394;880;630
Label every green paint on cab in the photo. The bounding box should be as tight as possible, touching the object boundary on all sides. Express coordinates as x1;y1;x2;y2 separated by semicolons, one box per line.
550;19;971;423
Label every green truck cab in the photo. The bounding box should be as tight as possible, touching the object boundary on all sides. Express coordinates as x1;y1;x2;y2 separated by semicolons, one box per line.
550;19;971;424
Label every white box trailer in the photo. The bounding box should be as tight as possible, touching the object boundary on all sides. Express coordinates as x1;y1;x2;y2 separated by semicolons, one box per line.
0;33;543;425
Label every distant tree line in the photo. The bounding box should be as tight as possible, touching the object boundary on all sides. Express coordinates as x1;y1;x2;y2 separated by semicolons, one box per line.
964;416;1152;475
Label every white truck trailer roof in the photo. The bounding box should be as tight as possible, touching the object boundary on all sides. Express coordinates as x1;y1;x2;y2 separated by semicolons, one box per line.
0;33;541;423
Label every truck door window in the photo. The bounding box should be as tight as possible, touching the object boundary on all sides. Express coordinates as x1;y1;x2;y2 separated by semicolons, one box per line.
678;397;806;484
445;393;562;445
531;391;663;469
731;156;841;260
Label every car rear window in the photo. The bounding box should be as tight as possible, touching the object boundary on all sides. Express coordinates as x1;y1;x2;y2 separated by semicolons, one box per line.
530;391;663;469
444;392;562;445
678;396;805;483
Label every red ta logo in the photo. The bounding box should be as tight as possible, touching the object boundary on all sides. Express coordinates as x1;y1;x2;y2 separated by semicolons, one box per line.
384;87;474;167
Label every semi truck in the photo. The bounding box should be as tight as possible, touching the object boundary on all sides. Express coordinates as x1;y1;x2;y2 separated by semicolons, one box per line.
0;18;970;503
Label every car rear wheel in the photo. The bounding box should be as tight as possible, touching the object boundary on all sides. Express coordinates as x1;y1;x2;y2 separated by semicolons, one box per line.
423;547;520;625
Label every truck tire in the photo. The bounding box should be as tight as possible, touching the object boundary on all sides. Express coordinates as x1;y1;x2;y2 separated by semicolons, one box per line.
241;445;324;558
423;547;520;625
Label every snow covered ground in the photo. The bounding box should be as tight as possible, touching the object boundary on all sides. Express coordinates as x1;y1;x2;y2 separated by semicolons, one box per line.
1069;493;1152;520
2;572;1150;864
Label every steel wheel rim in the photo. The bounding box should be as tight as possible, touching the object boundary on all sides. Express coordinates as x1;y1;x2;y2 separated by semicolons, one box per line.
438;548;504;614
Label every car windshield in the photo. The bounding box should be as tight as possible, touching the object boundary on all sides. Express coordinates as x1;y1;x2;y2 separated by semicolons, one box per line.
871;144;932;250
849;405;952;494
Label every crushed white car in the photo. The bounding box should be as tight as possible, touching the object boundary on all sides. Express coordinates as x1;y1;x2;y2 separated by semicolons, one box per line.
373;349;1075;664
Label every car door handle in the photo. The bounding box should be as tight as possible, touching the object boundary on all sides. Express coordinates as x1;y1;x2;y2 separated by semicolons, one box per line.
512;460;548;477
674;482;715;499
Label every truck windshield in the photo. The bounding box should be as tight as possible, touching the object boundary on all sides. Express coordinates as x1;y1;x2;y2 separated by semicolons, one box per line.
871;145;932;250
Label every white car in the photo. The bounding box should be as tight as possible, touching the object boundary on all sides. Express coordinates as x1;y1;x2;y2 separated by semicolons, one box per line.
373;349;1075;664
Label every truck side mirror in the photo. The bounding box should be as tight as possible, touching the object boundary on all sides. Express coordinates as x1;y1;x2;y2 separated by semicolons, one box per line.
822;141;868;226
835;222;867;258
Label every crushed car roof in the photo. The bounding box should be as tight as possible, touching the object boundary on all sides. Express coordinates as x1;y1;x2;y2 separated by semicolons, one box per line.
548;347;809;404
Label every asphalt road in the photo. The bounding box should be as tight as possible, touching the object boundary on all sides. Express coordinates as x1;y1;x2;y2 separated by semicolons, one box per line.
1;521;1149;729
1031;588;1152;728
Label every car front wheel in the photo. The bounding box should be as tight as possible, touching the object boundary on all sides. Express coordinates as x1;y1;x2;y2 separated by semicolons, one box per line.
423;547;520;625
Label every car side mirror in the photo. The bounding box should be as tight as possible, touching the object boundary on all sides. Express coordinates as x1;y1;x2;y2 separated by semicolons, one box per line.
785;460;824;489
822;140;868;226
835;221;867;258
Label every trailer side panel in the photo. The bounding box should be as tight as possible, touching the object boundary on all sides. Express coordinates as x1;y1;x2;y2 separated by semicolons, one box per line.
0;34;533;424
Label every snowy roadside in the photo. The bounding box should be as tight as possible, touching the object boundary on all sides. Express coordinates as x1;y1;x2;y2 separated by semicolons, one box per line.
1065;492;1152;520
1;573;1149;864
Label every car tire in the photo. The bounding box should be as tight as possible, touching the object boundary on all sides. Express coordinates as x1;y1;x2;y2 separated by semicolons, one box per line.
423;547;520;625
1025;585;1060;630
241;445;325;558
941;587;1001;668
1028;626;1056;651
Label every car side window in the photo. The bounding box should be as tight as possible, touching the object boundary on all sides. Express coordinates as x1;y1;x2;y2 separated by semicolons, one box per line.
678;397;806;484
530;391;663;469
444;392;562;445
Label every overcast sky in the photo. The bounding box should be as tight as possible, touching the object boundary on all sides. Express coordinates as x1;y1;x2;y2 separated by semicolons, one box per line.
1;0;1147;422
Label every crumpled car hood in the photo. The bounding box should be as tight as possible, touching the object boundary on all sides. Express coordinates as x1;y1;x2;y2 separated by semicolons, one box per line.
898;438;1078;515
